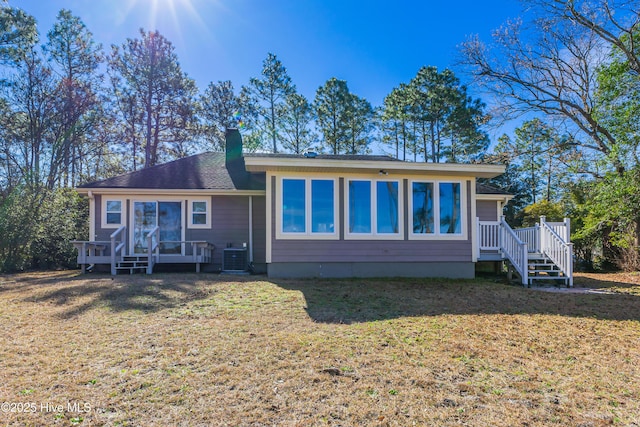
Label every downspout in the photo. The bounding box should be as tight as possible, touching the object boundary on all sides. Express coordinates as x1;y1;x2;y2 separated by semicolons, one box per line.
88;191;95;241
249;196;254;265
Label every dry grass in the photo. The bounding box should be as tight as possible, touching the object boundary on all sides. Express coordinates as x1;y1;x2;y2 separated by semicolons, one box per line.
0;271;639;426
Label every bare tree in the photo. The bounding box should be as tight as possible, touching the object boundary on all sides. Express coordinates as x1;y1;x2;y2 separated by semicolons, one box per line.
458;0;639;174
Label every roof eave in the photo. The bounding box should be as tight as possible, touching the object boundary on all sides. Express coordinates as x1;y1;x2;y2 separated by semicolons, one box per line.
74;188;266;196
244;157;505;178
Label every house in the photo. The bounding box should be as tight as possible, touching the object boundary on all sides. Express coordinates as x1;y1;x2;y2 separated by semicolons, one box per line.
74;129;573;286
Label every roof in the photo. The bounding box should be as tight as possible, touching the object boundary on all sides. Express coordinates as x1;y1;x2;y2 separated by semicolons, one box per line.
77;152;265;192
76;151;508;193
244;154;506;178
245;152;402;162
476;182;511;195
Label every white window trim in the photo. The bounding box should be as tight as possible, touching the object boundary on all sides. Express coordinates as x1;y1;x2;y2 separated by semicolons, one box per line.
344;178;404;241
101;198;124;229
130;198;186;257
276;176;339;240
408;179;468;241
188;199;211;229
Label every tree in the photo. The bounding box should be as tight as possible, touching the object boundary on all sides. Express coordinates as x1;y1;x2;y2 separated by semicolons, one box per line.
108;29;197;168
246;53;295;153
199;80;241;152
45;9;103;187
314;77;350;154
458;0;640;175
0;4;36;63
443;93;490;163
345;93;375;154
381;83;412;160
0;42;58;191
280;92;316;154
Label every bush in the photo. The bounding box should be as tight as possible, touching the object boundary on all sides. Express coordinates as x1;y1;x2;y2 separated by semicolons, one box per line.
0;187;88;272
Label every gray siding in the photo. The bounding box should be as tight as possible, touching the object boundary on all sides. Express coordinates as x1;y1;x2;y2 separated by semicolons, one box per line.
91;194;265;270
251;196;267;266
477;200;499;221
270;177;473;265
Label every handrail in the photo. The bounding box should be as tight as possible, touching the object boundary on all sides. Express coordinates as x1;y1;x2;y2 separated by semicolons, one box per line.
146;226;160;274
110;225;127;275
499;218;528;286
540;218;574;287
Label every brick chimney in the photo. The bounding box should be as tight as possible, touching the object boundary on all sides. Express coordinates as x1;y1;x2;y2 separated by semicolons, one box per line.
225;128;243;165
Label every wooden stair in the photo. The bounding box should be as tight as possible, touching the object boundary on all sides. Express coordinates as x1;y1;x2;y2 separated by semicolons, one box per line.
115;256;148;274
526;253;569;286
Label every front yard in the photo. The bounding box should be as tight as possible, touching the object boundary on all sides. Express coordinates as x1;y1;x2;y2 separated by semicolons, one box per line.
0;271;639;426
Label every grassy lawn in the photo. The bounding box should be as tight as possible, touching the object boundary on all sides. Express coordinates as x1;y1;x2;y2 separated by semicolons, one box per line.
0;271;639;426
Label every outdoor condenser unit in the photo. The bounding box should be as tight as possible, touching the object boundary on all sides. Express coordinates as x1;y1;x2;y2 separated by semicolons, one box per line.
222;248;248;272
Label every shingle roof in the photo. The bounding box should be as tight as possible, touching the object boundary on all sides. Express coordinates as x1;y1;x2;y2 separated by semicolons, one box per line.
476;182;511;195
78;152;264;191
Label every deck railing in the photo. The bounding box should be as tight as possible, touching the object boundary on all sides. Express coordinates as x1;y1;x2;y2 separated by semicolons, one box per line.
478;219;501;251
514;226;540;253
540;216;573;287
110;225;127;275
499;217;528;286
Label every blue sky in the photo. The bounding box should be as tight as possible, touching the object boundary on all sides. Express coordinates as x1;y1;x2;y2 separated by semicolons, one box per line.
10;0;524;105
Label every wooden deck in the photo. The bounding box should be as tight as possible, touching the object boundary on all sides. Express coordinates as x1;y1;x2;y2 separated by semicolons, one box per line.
477;216;573;287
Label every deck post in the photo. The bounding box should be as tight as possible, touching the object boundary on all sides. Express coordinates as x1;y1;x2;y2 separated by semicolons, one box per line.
521;241;528;286
80;242;87;274
564;217;571;242
568;243;574;287
474;217;480;261
539;216;546;255
110;235;116;276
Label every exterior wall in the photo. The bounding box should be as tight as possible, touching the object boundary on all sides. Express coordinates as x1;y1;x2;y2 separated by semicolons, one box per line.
91;193;265;271
268;262;474;279
477;200;500;221
268;175;475;277
251;196;267;272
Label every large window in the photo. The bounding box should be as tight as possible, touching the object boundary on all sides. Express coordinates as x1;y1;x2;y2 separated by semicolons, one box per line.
410;180;465;239
346;179;402;239
102;199;123;228
279;177;337;239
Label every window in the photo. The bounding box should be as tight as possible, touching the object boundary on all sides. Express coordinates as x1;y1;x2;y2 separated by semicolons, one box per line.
278;177;337;239
410;180;465;239
439;182;462;234
188;199;210;228
102;199;123;228
346;179;402;239
282;179;306;233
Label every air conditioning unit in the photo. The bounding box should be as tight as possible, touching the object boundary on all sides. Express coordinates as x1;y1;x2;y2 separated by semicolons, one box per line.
223;248;248;272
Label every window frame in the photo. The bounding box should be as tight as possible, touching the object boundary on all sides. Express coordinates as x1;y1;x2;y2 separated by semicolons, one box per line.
408;179;467;240
344;178;404;240
188;198;211;229
276;176;339;240
101;198;124;229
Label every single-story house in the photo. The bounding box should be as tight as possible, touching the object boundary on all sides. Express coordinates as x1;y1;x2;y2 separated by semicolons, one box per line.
74;129;573;286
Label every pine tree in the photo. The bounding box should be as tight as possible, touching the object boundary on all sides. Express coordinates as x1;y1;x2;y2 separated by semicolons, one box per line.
246;53;295;153
108;29;197;168
314;77;350;155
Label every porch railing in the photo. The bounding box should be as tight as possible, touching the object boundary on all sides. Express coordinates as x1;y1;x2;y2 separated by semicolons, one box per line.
499;218;528;286
539;216;574;287
110;225;127;275
514;226;540;253
146;226;160;274
478;219;500;251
